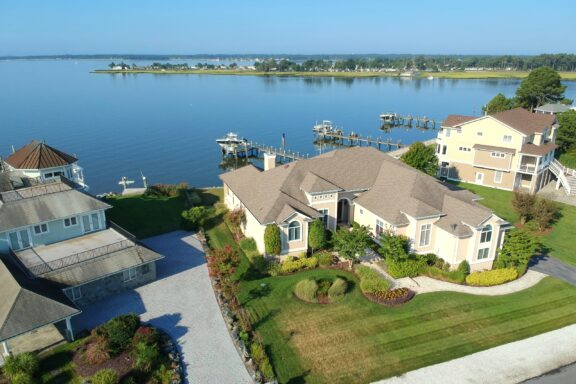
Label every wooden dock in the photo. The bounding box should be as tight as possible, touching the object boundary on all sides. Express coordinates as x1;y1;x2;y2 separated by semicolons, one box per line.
222;141;307;162
314;130;406;150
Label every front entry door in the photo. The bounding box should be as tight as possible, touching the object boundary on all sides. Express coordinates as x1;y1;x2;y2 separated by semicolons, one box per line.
9;229;32;250
475;172;484;185
337;199;350;223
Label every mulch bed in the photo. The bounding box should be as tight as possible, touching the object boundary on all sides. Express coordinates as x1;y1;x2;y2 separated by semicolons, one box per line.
73;344;134;378
364;289;415;307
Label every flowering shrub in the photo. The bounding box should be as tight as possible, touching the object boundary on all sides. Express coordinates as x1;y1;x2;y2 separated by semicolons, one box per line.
466;268;518;286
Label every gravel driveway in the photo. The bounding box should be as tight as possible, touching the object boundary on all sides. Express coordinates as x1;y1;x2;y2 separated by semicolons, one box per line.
73;231;252;384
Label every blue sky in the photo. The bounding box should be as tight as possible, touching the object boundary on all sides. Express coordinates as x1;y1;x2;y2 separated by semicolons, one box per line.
1;0;574;56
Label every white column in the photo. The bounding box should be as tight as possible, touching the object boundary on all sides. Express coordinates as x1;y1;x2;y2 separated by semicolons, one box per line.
2;340;9;356
65;317;75;342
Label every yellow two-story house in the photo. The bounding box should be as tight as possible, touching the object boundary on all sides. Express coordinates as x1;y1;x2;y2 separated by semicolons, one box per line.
436;108;557;193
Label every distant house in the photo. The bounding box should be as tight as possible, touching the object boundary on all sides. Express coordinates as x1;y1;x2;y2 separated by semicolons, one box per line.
534;103;572;115
0;150;163;355
2;140;88;190
221;147;507;272
436;108;559;193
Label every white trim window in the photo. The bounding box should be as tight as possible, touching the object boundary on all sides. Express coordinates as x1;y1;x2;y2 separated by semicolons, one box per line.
491;152;506;158
319;209;329;228
70;286;82;301
64;216;78;228
503;135;512;143
288;221;301;242
419;223;432;247
123;267;137;282
376;219;384;237
477;248;490;260
480;224;492;243
33;223;48;235
494;171;503;184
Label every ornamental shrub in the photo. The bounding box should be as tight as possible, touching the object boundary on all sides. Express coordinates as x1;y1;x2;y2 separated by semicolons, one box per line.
457;260;470;276
10;372;35;384
264;224;281;255
280;257;318;274
328;278;348;301
421;266;466;284
355;265;391;294
466;268;518;286
91;368;119;384
294;279;319;303
134;341;160;373
308;219;327;253
379;232;410;260
104;314;141;354
132;326;160;346
2;353;39;380
85;337;111;365
181;206;208;231
316;250;333;266
386;257;426;278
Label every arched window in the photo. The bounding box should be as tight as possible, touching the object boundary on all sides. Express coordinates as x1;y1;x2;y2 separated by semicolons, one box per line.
480;224;492;243
288;221;301;241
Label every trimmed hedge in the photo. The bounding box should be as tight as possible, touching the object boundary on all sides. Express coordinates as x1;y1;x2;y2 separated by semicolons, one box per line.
316;251;334;266
421;266;466;284
280;257;318;274
466;268;518;286
356;266;391;294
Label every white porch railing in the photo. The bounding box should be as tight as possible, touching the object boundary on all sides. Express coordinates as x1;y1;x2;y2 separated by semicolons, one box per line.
549;159;575;195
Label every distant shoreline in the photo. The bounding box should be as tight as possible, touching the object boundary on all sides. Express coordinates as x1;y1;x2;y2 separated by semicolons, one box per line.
91;69;576;80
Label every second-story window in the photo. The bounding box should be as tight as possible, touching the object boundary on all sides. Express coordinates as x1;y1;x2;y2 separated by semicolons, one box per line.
419;224;431;247
445;129;451;137
64;217;78;227
503;135;512;143
480;224;492;243
33;223;48;235
491;152;505;158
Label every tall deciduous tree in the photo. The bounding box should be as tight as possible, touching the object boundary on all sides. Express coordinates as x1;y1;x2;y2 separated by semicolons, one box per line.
483;93;517;114
264;224;281;256
516;67;567;110
400;142;439;176
308;219;327;254
556;110;576;153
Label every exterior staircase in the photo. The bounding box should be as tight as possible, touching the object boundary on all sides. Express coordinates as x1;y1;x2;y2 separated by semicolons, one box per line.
549;159;576;196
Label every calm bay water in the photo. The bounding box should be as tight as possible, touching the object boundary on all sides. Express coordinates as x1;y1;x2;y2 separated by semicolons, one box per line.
1;60;574;194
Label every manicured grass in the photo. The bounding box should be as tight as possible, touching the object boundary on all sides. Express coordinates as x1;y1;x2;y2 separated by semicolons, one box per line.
239;269;576;384
103;193;187;239
558;151;576;169
452;181;576;266
38;339;85;384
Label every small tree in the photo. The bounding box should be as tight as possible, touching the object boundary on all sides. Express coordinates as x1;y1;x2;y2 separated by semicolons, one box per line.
457;260;470;275
308;219;327;254
379;231;410;261
264;224;281;256
512;191;536;224
532;198;559;231
181;206;208;231
400;142;439;176
495;229;540;270
332;223;372;260
556;110;576;153
483;93;517;114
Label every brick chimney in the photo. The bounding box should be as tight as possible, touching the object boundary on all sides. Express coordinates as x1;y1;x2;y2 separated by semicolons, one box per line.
263;152;276;171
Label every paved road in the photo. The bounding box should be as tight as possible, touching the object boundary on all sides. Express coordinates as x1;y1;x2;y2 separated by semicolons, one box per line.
530;255;576;286
523;363;576;384
73;231;252;384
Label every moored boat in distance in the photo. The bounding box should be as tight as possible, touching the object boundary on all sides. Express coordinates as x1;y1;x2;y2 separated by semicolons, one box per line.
216;132;248;154
379;112;397;122
312;120;334;135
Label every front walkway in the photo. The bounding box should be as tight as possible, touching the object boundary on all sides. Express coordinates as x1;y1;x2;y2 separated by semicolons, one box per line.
73;231;252;384
364;262;547;295
374;324;576;384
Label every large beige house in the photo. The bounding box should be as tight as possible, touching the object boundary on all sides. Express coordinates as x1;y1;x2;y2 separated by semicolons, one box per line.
436;108;557;193
221;147;508;271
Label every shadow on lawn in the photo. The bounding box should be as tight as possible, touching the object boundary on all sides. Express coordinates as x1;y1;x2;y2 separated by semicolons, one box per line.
147;313;189;382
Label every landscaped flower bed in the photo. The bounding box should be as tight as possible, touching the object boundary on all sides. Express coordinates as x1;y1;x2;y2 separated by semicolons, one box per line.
364;288;416;306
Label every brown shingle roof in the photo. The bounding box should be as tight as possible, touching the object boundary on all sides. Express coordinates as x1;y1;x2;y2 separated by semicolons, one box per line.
491;108;556;135
5;140;78;170
520;142;557;156
442;115;477;128
221;147;495;234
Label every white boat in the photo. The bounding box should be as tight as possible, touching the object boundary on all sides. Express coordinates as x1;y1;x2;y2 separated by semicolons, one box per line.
379;113;397;122
427;75;434;80
216;132;248;149
313;120;334;134
400;71;420;77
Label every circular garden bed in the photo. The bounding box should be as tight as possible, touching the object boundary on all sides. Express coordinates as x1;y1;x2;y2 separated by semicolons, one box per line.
363;287;415;306
293;277;349;304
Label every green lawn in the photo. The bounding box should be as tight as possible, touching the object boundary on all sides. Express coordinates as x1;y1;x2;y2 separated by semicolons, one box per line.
451;181;576;266
38;339;85;384
239;269;576;384
558;151;576;169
